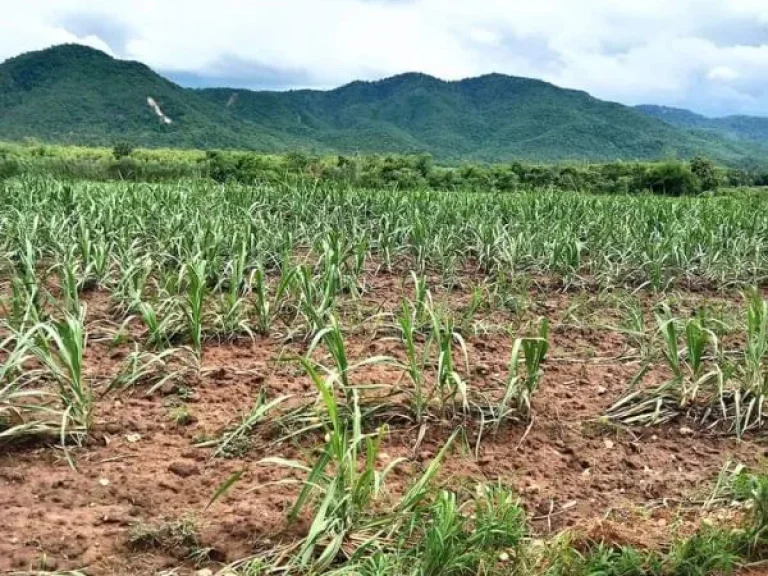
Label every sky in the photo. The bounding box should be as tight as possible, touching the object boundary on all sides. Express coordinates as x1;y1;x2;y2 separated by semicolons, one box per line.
3;0;768;116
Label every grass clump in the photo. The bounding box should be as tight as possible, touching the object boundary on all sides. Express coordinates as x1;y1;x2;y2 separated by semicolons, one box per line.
128;514;206;560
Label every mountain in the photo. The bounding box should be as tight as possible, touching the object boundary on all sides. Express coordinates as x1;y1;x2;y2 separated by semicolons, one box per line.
637;105;768;146
200;74;768;163
0;44;309;150
1;44;766;164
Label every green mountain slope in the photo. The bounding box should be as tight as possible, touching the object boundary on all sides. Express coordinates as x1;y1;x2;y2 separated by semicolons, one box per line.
201;73;766;163
637;105;768;145
0;44;311;150
1;44;766;163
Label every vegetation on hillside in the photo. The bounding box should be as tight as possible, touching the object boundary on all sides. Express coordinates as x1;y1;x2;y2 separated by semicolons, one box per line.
638;104;768;150
2;44;768;164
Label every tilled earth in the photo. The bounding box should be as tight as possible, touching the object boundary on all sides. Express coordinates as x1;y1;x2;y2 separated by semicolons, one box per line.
1;275;765;575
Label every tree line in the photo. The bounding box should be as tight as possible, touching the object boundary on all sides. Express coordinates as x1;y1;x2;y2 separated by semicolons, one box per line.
0;141;764;195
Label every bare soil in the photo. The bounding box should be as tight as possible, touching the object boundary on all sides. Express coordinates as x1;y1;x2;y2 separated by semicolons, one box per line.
1;274;764;575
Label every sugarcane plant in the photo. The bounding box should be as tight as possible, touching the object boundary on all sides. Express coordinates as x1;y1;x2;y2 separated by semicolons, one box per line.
495;318;550;427
606;309;719;427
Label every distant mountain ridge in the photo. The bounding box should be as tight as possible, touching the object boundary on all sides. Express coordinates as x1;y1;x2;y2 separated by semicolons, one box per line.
636;105;768;146
1;43;767;164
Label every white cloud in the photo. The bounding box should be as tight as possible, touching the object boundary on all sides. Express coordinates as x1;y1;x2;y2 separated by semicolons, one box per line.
468;28;502;47
3;0;768;115
708;65;740;81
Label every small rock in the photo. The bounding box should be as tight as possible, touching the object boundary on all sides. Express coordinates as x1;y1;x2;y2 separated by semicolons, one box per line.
679;426;694;436
208;367;228;380
126;419;147;433
125;433;141;443
105;422;122;434
196;569;214;576
97;513;131;526
168;461;200;478
604;439;615;449
474;365;490;376
159;381;177;395
99;478;110;487
596;386;608;395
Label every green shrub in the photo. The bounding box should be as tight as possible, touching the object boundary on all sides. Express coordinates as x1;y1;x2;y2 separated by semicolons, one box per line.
691;156;721;192
112;141;135;160
641;161;700;196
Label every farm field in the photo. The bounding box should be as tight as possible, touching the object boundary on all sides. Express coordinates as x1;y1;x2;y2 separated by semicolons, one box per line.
3;178;768;575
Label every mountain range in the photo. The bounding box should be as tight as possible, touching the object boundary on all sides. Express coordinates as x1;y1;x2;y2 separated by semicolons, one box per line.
1;43;767;165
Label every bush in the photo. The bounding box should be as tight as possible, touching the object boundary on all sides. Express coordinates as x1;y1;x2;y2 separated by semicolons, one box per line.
205;150;239;183
690;156;720;192
641;162;700;196
113;142;135;160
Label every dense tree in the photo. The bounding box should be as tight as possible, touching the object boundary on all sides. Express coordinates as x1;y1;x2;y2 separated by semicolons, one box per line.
690;156;720;191
641;162;700;196
112;141;135;159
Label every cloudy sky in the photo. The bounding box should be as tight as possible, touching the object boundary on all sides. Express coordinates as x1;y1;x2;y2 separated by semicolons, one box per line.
3;0;768;116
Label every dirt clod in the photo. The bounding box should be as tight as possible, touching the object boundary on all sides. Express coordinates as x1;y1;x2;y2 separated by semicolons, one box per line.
168;461;200;478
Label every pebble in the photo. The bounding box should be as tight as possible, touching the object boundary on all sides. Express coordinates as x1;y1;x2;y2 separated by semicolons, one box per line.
181;449;206;461
159;381;177;395
208;367;228;380
168;461;201;478
127;419;147;433
105;422;122;434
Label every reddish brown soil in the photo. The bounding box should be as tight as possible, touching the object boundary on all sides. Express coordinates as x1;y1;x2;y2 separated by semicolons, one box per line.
1;274;764;575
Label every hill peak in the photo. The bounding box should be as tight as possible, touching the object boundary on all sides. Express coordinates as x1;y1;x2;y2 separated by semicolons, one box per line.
2;43;116;67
